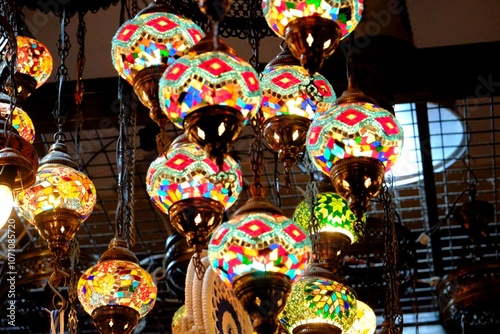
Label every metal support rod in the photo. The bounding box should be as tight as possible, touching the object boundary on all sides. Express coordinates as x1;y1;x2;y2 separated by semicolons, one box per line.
415;102;444;277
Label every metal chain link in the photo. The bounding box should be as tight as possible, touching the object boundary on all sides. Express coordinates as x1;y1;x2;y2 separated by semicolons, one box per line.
74;10;86;169
379;179;404;333
249;109;264;192
67;238;80;334
303;151;320;258
52;8;71;142
124;92;137;247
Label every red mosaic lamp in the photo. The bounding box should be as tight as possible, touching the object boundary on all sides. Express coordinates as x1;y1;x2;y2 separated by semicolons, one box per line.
261;46;336;188
262;0;364;74
306;86;404;221
111;0;204;133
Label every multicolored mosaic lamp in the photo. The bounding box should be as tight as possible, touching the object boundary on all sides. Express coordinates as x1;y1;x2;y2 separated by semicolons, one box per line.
262;0;364;74
306;96;404;221
78;236;157;334
293;178;366;272
146;135;243;251
159;34;262;168
280;264;357;334
208;186;312;334
261;46;336;187
0;92;36;143
17;142;96;257
15;35;53;104
345;300;377;334
111;1;204;126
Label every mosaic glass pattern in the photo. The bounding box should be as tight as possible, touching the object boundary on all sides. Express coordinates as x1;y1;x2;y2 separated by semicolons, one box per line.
208;212;312;287
112;12;204;85
293;192;361;243
77;260;157;317
280;277;357;332
0;103;35;143
306;102;404;175
261;65;336;121
16;36;53;88
159;50;262;128
146;141;243;214
262;0;363;39
345;301;377;334
17;163;97;223
171;305;186;331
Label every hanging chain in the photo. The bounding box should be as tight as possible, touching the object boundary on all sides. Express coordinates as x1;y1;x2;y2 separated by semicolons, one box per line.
74;10;86;169
303;151;320;259
67;238;80;334
273;152;282;208
130;0;139;17
123;91;137;247
379;179;404;333
246;0;261;70
249;109;264;194
52;8;71;142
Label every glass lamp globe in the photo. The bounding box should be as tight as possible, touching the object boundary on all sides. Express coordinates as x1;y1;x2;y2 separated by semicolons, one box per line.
146;136;243;248
262;0;363;74
159;36;262;167
280;265;357;334
208;197;312;334
16;35;53;88
306;102;404;220
0;93;36;143
78;237;157;334
17;142;96;256
345;301;377;334
261;55;336;181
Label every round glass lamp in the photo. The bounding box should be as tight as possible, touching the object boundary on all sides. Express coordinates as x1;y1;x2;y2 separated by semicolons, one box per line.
78;237;157;334
262;0;363;74
17;142;96;257
159;36;262;167
280;264;357;334
306;102;404;220
16;35;53;86
146;136;243;249
208;190;312;334
0;92;36;143
261;47;336;182
112;10;204;123
345;301;377;334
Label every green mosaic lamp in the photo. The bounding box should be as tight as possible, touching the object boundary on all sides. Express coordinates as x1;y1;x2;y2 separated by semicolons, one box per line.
78;236;157;334
293;178;366;272
261;46;336;187
111;0;204;125
208;186;312;334
262;0;364;74
280;263;357;334
306;91;404;221
146;135;243;253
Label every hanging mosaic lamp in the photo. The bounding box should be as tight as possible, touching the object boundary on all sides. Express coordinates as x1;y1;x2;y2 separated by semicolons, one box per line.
306;89;404;221
293;178;366;272
280;263;357;334
345;300;377;334
15;35;53;105
78;236;157;334
262;0;363;74
159;33;262;168
146;135;243;251
208;186;312;334
0;92;36;143
17;141;96;257
111;0;204;125
261;46;336;186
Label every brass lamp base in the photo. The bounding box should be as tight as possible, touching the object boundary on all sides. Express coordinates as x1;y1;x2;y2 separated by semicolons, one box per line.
92;305;140;334
233;272;292;334
133;64;167;124
317;231;353;273
169;197;225;248
293;323;342;334
330;157;385;222
34;208;82;257
285;16;341;75
14;72;37;107
183;105;244;169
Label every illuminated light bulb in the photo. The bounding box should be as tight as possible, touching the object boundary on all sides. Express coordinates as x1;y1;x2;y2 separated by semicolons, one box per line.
0;184;13;229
